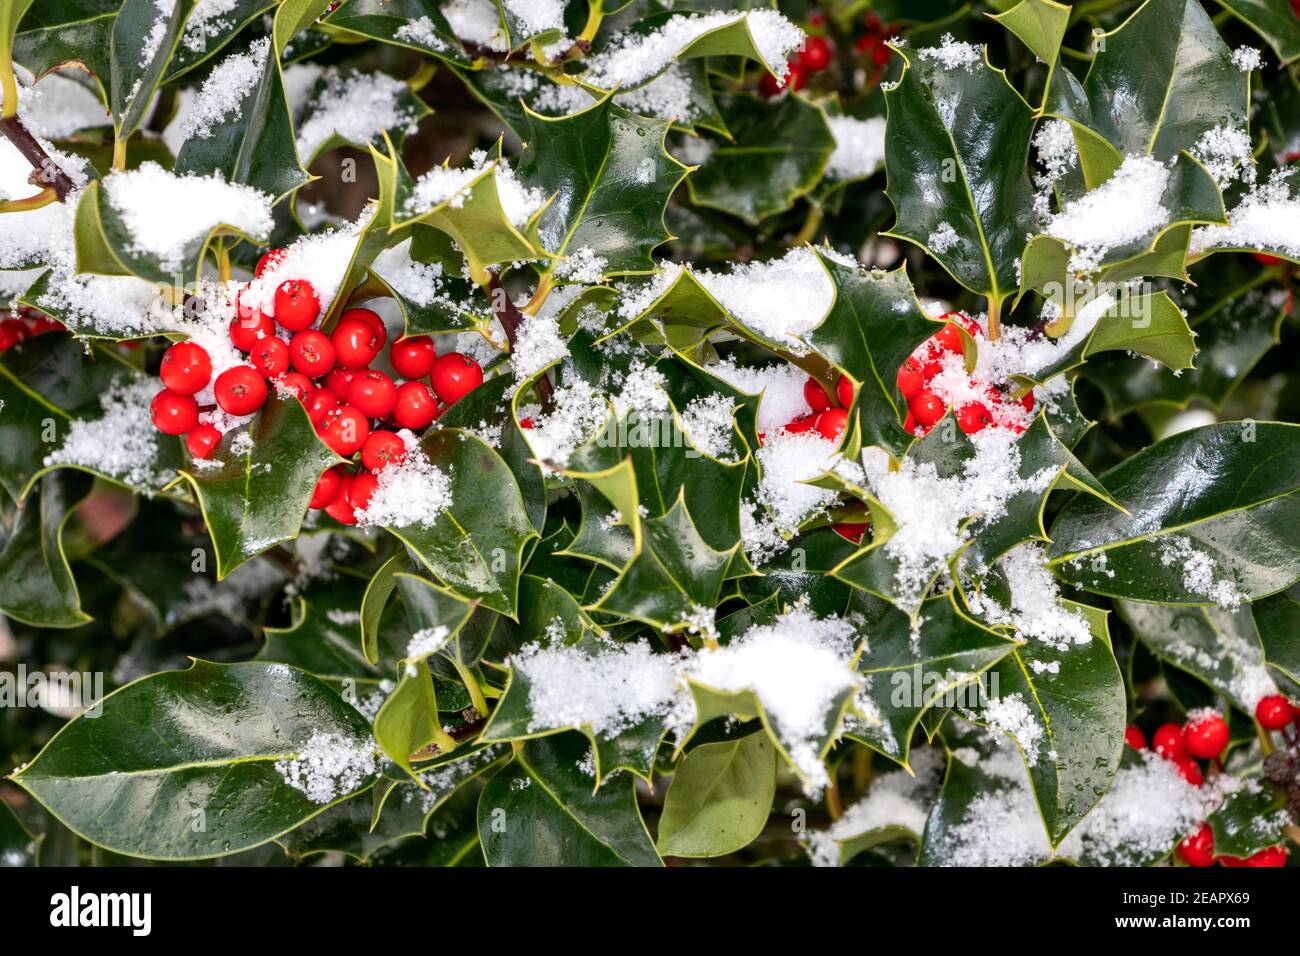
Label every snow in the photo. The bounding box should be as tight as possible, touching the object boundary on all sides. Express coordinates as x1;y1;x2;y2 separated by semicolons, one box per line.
443;0;510;53
393;17;450;51
239;209;371;319
927;222;959;254
614;65;703;124
354;431;454;529
1231;46;1263;72
1158;534;1246;609
182;0;242;53
1045;155;1171;273
16;73;109;140
102;162;274;274
1190;169;1300;259
1032;119;1077;219
140;0;177;67
694;247;833;352
749;429;839;536
825;116;887;181
615;263;683;322
679;393;738;460
43;377;175;491
610;360;670;420
966;542;1093;651
978;692;1045;766
405;149;546;228
706;357;812;434
179;38;270;142
917;34;982;72
1191;124;1255;190
931;745;1053;866
522;373;610;467
509;306;569;383
296;69;421;159
502;0;566;38
552;246;607;283
859;428;1058;609
405;626;451;675
275;730;378;804
583;11;804;89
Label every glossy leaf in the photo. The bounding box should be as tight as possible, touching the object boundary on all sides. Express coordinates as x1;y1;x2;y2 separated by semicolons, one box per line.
656;731;775;858
0;470;93;628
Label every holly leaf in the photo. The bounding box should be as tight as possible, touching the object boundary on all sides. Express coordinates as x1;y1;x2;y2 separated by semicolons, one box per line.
882;43;1037;304
257;573;383;685
477;733;662;866
0;797;39;867
178;395;342;580
376;429;538;617
167;0;277;79
683;93;834;224
14;0;117;92
10;660;378;860
1117;601;1276;713
0;470;93;628
174;38;310;200
656;730;775;858
1253;585;1300;696
1208;783;1289;857
322;0;469;64
1046;0;1246;159
1215;0;1300;63
110;0;196;141
1048;422;1300;604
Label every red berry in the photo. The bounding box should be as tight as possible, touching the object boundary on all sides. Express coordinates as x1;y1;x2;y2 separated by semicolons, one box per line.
324;473;357;525
304;388;338;426
317;404;369;456
1240;846;1288;867
1176;824;1215;867
1018;390;1035;413
229;311;274;352
897;358;923;401
277;372;313;403
0;319;22;351
1183;712;1230;760
361;430;407;472
159;341;212;395
956;402;993;435
854;34;877;56
932;321;965;354
342;308;387;349
904;410;917;434
255;248;286;278
759;60;806;96
798;36;833;72
1255;695;1294;730
289;330;335;378
310;466;343;510
214;366;268;416
519;417;535;430
390;335;437;379
814;407;848;442
832;522;867;543
324;366;357;400
150;388;199;435
1176;757;1204;787
250;336;290;379
1152;723;1186;760
273;279;320;332
347;369;397;419
804;376;834;412
909;390;946;429
785;414;817;434
185;423;221;459
331;317;382;369
1124;725;1147;750
430;352;483;405
1253;252;1283;266
348;469;379;511
392;380;438;430
872;43;891;66
837;375;854;408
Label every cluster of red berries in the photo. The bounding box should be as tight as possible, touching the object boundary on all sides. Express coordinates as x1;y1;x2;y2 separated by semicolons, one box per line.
895;313;1033;437
147;247;484;525
759;31;834;96
0;307;65;352
852;13;895;68
1127;706;1295;866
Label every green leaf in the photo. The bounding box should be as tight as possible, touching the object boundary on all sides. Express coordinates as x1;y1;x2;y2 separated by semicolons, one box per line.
656;731;775;858
323;0;469;63
848;594;1017;765
376;429;537;617
683;93;834;224
173;39;310;200
14;1;117;92
990;0;1069;69
803;257;947;457
477;733;662;866
11;660;378;860
1049;422;1300;604
883;44;1037;303
1046;0;1246;159
1214;0;1300;63
257;574;382;684
1208;783;1289;857
178;395;342;580
110;0;196;141
517;97;689;277
0;470;92;628
0;797;39;867
166;0;277;79
373;662;455;780
1253;585;1300;696
1117;601;1275;713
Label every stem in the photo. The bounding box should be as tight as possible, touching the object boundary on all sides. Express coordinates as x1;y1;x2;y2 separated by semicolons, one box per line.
0;61;18;119
825;774;843;821
1258;723;1275;756
0;186;57;212
112;135;127;171
450;657;490;718
987;295;1002;342
407;59;437;92
215;241;232;283
0;115;78;200
579;3;604;43
792;204;824;246
487;271;555;409
522;274;553;315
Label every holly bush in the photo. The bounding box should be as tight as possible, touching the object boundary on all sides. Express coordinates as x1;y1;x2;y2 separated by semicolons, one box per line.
1;0;1299;870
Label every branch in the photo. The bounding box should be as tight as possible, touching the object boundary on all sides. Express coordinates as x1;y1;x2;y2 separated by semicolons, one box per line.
0;114;78;201
487;271;556;410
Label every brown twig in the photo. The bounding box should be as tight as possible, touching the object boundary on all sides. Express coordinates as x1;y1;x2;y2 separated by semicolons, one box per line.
487;271;556;410
0;115;78;201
